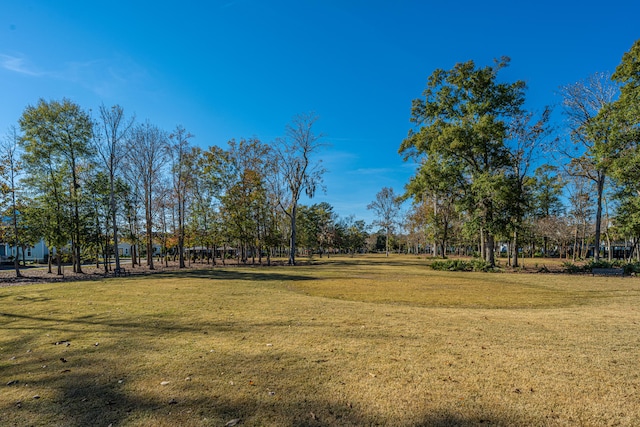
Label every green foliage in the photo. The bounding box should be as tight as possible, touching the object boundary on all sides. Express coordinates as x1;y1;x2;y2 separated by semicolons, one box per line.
400;57;527;266
561;262;583;274
431;258;495;272
562;259;640;275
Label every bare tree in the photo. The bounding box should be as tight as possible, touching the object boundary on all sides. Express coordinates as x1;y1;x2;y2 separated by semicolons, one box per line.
561;73;619;261
271;113;327;265
96;104;134;272
125;121;168;270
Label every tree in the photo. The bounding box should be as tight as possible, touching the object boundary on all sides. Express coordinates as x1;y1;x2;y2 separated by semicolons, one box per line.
399;58;526;266
125;121;168;270
532;165;565;256
168;125;194;268
609;40;640;259
561;73;619;261
84;170;112;271
337;215;369;256
503;108;553;267
0;126;23;277
367;187;402;256
402;152;463;258
95;104;134;272
297;202;336;257
20;98;94;274
271;113;326;265
221;138;271;264
611;39;640;143
196;145;229;264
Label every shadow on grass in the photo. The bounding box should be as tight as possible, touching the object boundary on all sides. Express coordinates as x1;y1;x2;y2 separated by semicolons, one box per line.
3;346;549;427
1;302;550;426
144;267;317;283
0;310;243;336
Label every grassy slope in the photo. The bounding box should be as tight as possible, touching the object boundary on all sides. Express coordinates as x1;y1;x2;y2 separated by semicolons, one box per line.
1;255;640;426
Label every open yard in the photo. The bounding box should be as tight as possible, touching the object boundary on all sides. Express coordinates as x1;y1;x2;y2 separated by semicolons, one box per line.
1;255;640;426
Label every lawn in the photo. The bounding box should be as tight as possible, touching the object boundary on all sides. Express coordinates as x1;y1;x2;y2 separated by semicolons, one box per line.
1;255;640;426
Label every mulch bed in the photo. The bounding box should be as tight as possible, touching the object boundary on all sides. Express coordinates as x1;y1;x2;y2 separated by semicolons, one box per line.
0;261;196;287
0;258;297;287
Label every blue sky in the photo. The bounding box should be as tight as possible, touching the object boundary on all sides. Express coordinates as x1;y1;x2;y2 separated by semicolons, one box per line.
1;1;639;224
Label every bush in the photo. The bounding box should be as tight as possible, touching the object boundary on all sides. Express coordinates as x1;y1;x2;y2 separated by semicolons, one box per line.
562;262;584;274
563;259;640;275
624;263;640;275
431;258;496;272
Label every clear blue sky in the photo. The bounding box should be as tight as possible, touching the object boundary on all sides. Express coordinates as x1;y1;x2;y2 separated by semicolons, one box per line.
1;1;639;224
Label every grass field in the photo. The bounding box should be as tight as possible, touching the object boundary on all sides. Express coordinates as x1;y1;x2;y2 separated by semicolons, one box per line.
1;255;640;426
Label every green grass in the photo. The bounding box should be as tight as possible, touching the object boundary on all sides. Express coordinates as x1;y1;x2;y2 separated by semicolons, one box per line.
2;254;640;426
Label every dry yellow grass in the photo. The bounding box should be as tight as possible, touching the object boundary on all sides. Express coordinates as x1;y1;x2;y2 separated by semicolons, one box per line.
1;254;640;426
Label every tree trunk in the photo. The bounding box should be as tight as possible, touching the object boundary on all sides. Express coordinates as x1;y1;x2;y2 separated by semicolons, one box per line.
289;205;297;266
56;250;62;276
594;174;605;261
10;189;21;277
512;230;519;268
111;176;121;272
485;232;495;267
146;193;155;270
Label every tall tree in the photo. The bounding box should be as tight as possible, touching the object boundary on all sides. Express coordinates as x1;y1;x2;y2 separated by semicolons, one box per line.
168;125;194;268
95;104;134;272
504;107;553;267
20;98;94;274
125;121;168;270
561;73;619;261
399;58;526;266
609;39;640;259
271;113;326;265
0;126;23;277
532;165;566;255
402;153;463;258
222;138;271;264
367;187;402;257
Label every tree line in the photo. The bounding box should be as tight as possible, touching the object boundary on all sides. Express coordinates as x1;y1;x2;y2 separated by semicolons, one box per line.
2;39;640;276
1;105;372;277
397;40;640;267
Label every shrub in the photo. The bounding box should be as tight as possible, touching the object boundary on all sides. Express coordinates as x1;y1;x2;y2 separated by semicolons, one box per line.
431;258;496;272
562;262;584;274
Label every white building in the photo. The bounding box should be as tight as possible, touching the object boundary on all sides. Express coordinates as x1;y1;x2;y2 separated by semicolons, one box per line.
0;239;49;264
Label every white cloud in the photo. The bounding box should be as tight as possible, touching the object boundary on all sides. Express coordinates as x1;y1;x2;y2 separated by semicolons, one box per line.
1;52;153;99
350;167;394;175
0;54;42;76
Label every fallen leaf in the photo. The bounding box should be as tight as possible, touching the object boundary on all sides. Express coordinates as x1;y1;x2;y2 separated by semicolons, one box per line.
160;381;170;386
225;418;241;426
